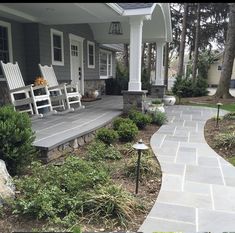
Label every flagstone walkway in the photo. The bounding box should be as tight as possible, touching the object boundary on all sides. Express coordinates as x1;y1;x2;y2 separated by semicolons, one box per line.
139;105;235;233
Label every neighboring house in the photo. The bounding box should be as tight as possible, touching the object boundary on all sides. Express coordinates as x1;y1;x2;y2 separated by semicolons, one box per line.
0;3;172;105
207;52;235;87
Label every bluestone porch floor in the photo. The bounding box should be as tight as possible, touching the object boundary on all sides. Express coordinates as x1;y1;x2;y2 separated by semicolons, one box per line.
139;105;235;233
32;95;123;150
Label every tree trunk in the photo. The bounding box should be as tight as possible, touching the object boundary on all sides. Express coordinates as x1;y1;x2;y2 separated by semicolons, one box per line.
177;3;188;77
215;3;235;99
164;42;169;89
123;43;129;70
192;3;201;82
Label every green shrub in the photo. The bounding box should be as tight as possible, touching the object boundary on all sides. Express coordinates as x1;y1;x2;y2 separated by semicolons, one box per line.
112;117;134;131
193;77;209;96
128;110;152;129
151;99;162;105
87;140;122;161
96;128;118;145
172;76;208;97
0;105;36;175
124;154;161;180
117;122;138;142
150;111;168;126
214;132;235;149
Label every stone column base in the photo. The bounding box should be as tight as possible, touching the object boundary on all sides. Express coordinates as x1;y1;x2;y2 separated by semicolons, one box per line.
122;90;148;114
151;85;166;99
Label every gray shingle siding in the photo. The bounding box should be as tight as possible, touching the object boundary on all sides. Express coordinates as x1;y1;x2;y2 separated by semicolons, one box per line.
0;16;26;80
38;23;100;82
24;23;40;83
0;16;116;88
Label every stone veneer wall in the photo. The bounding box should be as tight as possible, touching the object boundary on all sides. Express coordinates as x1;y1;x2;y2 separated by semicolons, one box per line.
84;79;106;96
39;122;113;163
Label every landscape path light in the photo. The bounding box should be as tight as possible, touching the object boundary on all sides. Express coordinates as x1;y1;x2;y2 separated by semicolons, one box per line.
132;139;149;194
216;102;223;128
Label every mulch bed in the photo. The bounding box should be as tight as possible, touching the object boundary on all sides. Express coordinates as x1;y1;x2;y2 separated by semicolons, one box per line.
204;117;235;160
182;95;235;104
0;124;162;233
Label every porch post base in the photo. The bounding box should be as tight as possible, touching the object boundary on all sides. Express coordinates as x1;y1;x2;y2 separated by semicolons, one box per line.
122;90;148;114
151;84;166;99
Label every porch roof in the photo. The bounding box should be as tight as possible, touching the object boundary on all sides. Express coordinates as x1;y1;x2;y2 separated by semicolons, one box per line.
0;3;172;43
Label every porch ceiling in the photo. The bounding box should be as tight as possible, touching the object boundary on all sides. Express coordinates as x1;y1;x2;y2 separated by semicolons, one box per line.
0;3;172;43
0;3;124;24
90;4;171;44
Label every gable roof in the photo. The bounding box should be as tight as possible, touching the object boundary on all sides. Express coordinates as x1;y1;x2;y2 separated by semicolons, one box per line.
117;3;154;10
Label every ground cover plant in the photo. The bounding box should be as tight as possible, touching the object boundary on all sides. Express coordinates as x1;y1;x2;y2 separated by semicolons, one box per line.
0;110;166;232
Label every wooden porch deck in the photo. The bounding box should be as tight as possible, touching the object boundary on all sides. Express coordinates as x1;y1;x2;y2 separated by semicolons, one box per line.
32;96;123;156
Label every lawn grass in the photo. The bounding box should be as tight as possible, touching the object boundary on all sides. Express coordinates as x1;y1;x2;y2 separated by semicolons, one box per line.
181;101;235;112
228;156;235;166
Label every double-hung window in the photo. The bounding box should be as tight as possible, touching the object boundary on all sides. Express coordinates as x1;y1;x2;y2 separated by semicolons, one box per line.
87;41;95;69
99;50;112;79
51;29;64;66
0;20;13;79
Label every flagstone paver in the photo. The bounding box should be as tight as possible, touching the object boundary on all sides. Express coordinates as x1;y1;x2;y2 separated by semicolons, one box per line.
139;105;235;233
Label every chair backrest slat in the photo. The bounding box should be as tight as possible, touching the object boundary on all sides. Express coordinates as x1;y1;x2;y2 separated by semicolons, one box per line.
0;61;25;90
39;64;59;87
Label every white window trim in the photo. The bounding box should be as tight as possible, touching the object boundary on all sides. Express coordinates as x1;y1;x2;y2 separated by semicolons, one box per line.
0;20;13;81
87;41;95;69
99;49;112;79
50;28;64;66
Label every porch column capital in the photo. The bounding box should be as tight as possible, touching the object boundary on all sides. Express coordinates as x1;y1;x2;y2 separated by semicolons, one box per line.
155;42;164;85
128;16;144;91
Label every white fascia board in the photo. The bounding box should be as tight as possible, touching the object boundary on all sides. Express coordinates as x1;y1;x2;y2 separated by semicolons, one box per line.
0;4;37;22
122;8;152;16
106;3;124;15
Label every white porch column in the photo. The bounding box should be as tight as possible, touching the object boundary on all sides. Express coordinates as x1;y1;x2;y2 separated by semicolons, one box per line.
128;16;144;91
155;42;164;85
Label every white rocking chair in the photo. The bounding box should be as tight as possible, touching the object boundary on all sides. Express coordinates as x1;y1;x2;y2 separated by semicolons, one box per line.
39;64;83;111
0;61;54;117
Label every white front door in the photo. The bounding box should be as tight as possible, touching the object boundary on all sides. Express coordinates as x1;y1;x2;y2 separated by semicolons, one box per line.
70;39;82;93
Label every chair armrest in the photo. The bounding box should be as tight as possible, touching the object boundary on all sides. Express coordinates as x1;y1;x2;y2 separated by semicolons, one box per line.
10;84;33;93
33;84;48;91
48;83;67;90
66;82;79;89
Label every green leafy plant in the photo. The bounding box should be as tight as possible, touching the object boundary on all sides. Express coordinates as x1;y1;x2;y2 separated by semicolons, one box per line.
112;117;135;131
150;111;168;126
96;128;118;145
151;99;162;105
86;140;122;161
172;76;208;98
117;122;138;142
128;110;152;129
214;132;235;149
12;157;110;222
0;105;36;175
12;156;143;229
223;112;235;120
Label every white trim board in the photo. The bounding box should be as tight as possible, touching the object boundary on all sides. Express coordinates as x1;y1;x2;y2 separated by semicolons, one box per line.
69;33;85;95
50;28;64;66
